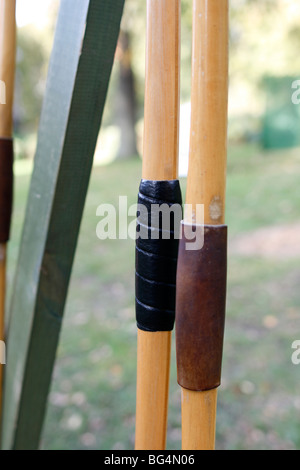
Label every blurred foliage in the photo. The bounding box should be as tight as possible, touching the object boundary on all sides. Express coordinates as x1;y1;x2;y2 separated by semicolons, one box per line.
15;0;300;154
15;28;45;133
16;10;57;131
261;76;300;149
229;0;300;117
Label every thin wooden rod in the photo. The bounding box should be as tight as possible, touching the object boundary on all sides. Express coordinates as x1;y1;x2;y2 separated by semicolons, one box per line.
135;0;181;450
142;0;180;181
181;0;229;451
0;0;16;138
135;330;172;450
185;0;229;226
181;388;218;451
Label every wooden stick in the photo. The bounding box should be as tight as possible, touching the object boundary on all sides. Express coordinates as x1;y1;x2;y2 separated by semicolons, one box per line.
185;0;228;227
0;0;16;138
135;0;180;450
135;330;172;450
142;0;180;181
180;0;229;450
0;0;16;419
181;388;218;450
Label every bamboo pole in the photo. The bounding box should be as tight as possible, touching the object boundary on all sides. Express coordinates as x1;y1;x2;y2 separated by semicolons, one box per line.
142;0;180;181
135;330;172;450
181;388;218;450
135;0;180;450
0;0;16;138
0;0;16;417
179;0;229;450
186;0;228;226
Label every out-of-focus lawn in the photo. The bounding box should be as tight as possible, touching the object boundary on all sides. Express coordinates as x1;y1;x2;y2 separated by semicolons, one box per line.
7;143;300;450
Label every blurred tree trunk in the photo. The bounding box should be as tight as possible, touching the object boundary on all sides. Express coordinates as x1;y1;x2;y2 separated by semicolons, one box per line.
115;31;138;159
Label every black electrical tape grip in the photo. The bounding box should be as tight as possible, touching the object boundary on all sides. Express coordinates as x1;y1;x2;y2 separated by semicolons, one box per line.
0;139;13;244
135;179;182;332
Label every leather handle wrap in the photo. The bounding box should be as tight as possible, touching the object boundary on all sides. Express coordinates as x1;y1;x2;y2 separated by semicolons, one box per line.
176;224;228;391
0;138;13;243
135;179;182;332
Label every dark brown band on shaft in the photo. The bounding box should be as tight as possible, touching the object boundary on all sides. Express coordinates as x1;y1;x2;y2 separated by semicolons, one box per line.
0;138;13;243
176;224;228;392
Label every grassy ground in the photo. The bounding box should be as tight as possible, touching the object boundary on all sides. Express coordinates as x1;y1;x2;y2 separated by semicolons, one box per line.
6;143;300;450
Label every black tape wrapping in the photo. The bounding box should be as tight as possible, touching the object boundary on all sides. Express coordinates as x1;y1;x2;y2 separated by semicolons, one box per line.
0;139;13;244
135;179;182;332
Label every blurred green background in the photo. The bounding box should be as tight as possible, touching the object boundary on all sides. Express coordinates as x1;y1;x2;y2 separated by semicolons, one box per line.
7;0;300;450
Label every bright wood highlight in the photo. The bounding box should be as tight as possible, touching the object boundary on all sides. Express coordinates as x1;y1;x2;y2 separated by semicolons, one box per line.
181;388;218;450
185;0;229;226
0;0;16;138
142;0;180;181
181;0;229;451
135;330;172;450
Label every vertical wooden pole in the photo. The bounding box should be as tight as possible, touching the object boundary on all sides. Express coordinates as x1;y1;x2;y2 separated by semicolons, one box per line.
179;0;229;450
181;388;218;450
186;0;228;226
135;0;180;450
0;0;16;138
142;0;180;181
135;330;172;450
0;0;16;418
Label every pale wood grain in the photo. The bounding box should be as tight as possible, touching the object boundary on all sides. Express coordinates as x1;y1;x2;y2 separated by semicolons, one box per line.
0;0;16;138
142;0;180;181
181;388;218;450
185;0;229;225
135;330;172;450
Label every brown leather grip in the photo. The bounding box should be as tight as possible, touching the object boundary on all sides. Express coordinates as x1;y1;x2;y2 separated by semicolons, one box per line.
0;138;13;243
176;224;228;392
